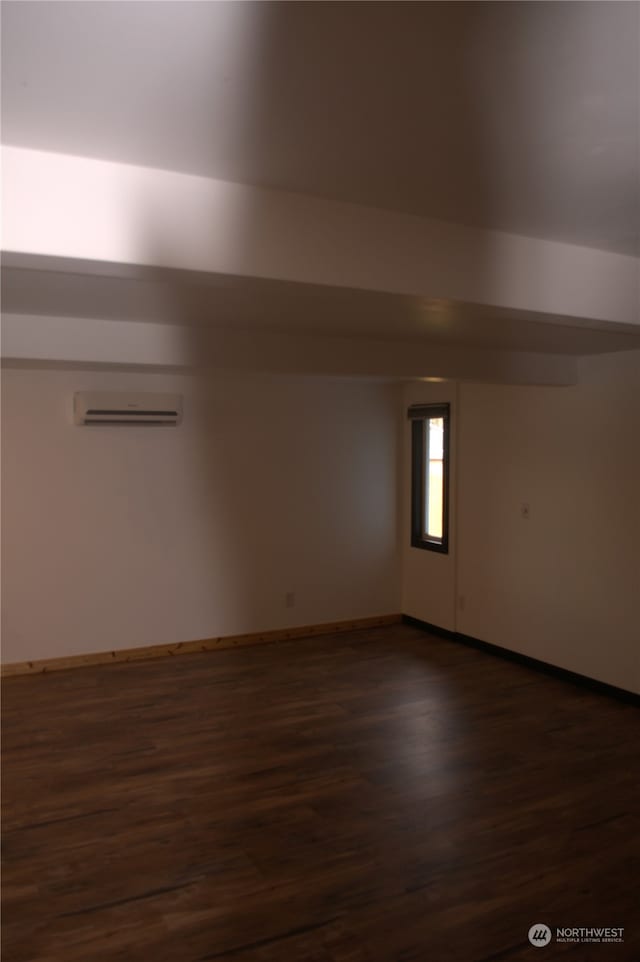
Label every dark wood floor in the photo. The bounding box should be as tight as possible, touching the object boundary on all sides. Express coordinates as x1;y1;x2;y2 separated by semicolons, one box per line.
2;624;639;962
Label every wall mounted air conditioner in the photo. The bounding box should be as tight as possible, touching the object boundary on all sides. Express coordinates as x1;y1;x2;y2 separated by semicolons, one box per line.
74;392;183;426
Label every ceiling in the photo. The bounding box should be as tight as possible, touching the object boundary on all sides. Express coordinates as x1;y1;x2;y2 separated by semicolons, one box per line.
3;258;640;357
2;1;639;257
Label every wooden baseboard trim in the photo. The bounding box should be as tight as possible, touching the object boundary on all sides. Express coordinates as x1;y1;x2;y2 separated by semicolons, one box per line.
403;615;640;705
1;614;402;678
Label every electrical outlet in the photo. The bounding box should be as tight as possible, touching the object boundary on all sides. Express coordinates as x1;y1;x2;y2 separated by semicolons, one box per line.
285;591;295;609
521;502;531;520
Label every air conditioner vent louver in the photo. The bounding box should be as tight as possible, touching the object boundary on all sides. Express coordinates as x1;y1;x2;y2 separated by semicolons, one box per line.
74;393;183;426
85;409;179;416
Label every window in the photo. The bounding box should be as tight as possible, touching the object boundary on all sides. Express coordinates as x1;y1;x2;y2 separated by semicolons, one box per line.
409;403;450;552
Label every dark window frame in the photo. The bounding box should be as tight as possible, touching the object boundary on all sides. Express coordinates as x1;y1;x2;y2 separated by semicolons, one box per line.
409;403;450;554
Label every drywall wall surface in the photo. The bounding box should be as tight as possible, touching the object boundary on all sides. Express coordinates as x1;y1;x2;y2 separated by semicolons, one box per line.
456;350;640;692
1;368;401;662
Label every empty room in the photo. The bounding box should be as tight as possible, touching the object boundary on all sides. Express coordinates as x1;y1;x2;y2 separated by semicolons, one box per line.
1;2;639;960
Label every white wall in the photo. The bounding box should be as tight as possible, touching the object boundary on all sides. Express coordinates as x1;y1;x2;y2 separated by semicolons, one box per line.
400;351;640;693
5;350;638;690
1;367;401;663
457;350;640;693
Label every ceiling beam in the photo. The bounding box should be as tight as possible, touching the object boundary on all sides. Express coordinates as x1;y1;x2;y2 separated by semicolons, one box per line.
3;147;638;329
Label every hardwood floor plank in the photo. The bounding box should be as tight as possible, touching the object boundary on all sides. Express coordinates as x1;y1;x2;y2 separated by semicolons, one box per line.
2;624;639;961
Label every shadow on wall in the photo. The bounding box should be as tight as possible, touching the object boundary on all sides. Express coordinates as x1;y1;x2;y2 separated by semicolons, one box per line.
107;1;504;639
124;1;500;637
2;3;538;659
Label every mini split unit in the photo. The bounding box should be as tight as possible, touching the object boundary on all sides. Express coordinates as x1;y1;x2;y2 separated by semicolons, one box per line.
74;392;183;426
